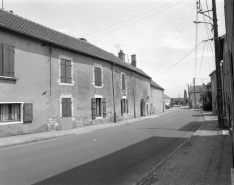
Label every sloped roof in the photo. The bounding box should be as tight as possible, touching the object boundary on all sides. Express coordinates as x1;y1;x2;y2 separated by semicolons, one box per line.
0;10;151;79
209;70;216;76
188;85;206;94
206;82;211;87
164;94;170;99
150;80;164;90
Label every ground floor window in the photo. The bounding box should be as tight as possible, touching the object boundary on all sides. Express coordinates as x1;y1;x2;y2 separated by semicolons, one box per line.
62;98;72;117
121;99;128;115
91;98;106;119
0;104;21;122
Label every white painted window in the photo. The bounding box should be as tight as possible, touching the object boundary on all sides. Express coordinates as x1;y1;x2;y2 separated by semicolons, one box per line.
0;103;23;124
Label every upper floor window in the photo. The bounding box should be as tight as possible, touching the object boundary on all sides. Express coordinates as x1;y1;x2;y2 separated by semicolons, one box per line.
121;73;126;90
60;59;72;84
0;43;15;77
94;66;102;87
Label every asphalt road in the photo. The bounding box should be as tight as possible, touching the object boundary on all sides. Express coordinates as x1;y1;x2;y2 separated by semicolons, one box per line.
0;108;203;185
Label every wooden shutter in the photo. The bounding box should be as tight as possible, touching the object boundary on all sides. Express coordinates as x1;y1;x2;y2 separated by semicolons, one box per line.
0;43;3;76
61;98;66;117
3;44;15;77
94;67;98;86
121;99;123;115
99;68;102;86
60;59;66;83
122;74;125;90
23;103;33;122
66;98;72;117
91;98;96;120
65;61;72;83
102;98;106;117
126;99;128;114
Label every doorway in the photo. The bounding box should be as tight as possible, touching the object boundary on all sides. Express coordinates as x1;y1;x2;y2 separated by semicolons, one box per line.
140;98;145;117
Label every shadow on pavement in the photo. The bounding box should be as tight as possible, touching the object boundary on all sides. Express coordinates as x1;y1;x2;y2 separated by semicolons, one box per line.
33;136;187;185
178;121;202;132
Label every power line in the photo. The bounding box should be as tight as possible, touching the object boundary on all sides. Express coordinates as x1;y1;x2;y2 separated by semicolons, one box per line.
154;0;192;73
154;41;203;78
88;0;184;40
197;41;206;78
80;0;178;38
156;5;195;73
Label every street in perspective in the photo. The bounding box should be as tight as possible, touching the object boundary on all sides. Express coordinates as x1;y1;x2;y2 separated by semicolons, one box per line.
0;0;233;185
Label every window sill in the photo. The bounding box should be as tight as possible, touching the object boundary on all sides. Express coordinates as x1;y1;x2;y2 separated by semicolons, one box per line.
0;121;23;125
0;76;17;81
94;86;103;89
95;117;103;119
57;81;75;86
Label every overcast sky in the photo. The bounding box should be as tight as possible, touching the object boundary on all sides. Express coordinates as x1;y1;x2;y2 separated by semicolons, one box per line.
3;0;226;98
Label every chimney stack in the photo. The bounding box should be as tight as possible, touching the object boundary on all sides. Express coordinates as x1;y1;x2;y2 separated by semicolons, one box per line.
131;54;136;67
118;50;125;62
9;10;13;14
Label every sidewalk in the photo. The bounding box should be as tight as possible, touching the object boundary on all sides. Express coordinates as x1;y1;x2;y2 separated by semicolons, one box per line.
0;112;167;149
137;110;232;185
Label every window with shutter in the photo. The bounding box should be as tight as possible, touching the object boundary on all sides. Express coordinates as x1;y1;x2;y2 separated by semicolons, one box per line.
126;99;128;114
60;59;72;84
61;98;72;117
94;66;102;87
0;103;21;123
23;103;33;122
0;43;15;77
102;98;106;117
91;98;96;120
121;99;123;115
122;74;126;90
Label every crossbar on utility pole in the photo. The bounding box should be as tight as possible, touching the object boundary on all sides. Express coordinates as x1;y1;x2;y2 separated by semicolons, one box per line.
212;0;224;125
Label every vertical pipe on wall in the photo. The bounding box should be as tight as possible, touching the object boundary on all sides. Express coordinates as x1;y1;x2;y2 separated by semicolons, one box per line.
111;63;116;123
49;46;52;97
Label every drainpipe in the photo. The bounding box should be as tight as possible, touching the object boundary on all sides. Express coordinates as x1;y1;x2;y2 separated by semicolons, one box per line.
111;63;116;123
49;46;53;96
133;86;136;118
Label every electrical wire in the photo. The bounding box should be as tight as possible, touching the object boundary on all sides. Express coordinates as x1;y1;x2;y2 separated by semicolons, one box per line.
200;3;215;67
154;41;203;78
79;0;178;38
87;0;184;40
197;41;206;79
156;6;195;73
154;0;192;73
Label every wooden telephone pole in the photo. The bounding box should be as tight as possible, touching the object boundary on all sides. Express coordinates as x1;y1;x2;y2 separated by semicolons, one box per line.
212;0;224;125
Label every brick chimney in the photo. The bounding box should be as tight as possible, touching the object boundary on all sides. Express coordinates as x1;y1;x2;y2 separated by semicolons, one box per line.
118;50;125;62
131;54;136;67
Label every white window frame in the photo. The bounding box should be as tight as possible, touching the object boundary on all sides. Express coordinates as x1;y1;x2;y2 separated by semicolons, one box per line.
60;95;73;118
0;102;24;125
121;72;127;90
93;64;104;88
57;55;75;86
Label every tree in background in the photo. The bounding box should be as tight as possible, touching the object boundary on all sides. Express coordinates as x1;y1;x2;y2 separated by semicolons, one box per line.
184;90;187;99
200;90;212;110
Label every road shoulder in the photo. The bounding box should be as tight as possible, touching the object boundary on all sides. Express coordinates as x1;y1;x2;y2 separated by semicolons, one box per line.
136;110;232;185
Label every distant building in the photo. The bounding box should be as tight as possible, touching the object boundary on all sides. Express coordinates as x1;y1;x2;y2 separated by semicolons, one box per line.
188;85;206;108
209;70;217;114
164;94;170;105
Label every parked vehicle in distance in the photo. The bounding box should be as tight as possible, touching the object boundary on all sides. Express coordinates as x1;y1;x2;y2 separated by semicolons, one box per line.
165;103;170;109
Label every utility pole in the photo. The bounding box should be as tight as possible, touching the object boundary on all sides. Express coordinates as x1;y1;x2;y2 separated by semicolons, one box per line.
193;78;196;109
212;0;224;125
187;84;190;107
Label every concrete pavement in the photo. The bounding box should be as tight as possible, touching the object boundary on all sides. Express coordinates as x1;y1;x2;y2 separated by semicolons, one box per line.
137;110;232;185
0;111;168;149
